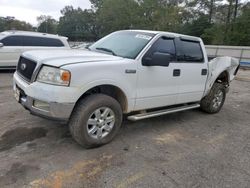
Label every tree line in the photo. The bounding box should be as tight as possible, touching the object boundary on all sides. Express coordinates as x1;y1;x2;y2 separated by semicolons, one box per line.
0;0;249;46
0;16;34;31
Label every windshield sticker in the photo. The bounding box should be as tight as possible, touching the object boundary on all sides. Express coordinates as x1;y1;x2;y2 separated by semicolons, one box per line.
135;34;152;40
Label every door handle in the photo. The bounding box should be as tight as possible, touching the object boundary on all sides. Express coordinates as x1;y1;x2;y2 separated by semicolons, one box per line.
201;69;208;76
125;69;136;74
173;69;181;77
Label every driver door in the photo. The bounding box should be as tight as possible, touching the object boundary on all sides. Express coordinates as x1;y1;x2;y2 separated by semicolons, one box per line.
135;36;181;111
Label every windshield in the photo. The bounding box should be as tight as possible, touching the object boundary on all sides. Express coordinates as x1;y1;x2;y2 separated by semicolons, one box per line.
89;31;155;59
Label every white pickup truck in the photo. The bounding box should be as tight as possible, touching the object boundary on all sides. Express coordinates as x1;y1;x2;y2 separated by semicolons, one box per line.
13;30;239;148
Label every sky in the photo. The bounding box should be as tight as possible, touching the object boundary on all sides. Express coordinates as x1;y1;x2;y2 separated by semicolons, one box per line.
0;0;92;26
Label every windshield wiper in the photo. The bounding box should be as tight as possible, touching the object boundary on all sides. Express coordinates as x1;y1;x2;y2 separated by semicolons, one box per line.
96;47;117;56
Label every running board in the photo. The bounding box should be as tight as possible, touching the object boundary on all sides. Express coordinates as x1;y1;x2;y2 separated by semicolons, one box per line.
127;104;200;121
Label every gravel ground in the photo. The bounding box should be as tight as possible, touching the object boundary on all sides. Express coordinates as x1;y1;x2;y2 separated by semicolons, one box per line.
0;69;250;188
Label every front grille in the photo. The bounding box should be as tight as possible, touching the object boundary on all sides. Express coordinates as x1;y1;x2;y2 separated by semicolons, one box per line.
17;57;37;82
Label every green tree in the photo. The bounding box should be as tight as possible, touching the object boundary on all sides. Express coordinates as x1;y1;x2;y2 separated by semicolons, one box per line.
202;2;250;45
0;17;5;32
226;3;250;45
37;15;58;34
92;0;184;37
94;0;141;36
58;6;97;41
0;0;249;46
182;15;212;38
2;16;33;31
185;0;223;23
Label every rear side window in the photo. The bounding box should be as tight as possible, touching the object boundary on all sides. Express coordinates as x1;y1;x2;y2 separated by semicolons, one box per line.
22;36;64;47
0;36;23;46
0;35;64;47
144;37;176;61
179;40;204;62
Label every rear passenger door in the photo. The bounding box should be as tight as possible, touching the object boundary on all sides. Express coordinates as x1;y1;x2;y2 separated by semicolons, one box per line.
175;37;208;104
0;36;23;67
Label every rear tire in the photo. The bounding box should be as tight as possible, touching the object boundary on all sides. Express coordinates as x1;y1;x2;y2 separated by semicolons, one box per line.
69;94;123;148
200;83;226;114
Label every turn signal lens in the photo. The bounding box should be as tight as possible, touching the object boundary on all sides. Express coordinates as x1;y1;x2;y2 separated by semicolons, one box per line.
61;71;71;82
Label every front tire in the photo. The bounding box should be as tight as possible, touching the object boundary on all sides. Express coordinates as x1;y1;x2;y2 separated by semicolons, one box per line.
69;94;123;148
200;83;226;114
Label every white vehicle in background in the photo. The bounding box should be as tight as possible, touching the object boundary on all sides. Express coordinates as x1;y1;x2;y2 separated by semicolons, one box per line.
13;30;240;148
0;30;70;69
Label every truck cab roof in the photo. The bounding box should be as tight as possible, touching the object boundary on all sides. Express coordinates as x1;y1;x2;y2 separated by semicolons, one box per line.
126;30;202;42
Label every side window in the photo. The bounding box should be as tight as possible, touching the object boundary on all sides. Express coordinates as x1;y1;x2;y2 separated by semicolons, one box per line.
1;36;23;46
22;36;64;47
40;37;64;47
22;36;37;46
179;40;204;62
50;38;64;47
144;37;176;61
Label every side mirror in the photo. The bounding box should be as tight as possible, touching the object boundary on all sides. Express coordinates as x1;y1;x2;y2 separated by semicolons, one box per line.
142;52;172;67
0;43;3;48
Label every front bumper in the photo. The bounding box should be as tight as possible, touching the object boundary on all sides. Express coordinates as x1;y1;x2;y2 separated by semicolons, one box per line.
13;72;75;122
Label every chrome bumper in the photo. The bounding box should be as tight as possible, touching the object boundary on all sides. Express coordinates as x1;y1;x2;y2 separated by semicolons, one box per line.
13;72;75;122
18;94;74;122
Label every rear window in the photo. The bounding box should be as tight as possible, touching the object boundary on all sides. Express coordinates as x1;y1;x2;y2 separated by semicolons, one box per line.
179;40;204;62
22;36;64;47
0;35;64;47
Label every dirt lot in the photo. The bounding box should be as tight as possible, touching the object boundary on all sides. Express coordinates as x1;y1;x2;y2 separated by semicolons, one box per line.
0;69;250;188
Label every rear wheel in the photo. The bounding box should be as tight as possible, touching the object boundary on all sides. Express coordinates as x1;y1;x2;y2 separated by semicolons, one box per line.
200;83;226;114
69;94;123;148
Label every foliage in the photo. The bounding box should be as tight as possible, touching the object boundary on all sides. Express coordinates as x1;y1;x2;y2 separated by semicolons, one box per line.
94;0;141;36
0;17;33;32
57;6;97;41
37;15;58;34
201;2;250;45
224;3;250;46
0;0;249;45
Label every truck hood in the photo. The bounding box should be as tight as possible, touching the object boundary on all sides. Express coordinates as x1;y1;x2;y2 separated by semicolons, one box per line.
22;49;124;67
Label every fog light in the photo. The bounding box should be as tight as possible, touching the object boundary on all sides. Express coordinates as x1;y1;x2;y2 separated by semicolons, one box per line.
33;100;50;112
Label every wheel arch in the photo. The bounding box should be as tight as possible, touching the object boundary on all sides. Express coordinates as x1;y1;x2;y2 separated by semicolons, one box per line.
214;70;230;86
204;69;230;98
76;84;129;113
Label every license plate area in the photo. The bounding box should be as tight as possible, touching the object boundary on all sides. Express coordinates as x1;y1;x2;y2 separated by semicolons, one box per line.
14;85;26;103
14;86;20;102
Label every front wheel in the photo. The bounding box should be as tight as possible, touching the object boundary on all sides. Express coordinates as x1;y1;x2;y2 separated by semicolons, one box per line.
69;94;123;148
200;83;226;114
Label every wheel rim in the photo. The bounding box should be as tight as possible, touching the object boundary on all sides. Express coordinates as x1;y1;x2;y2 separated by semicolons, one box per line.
87;107;115;140
212;90;224;109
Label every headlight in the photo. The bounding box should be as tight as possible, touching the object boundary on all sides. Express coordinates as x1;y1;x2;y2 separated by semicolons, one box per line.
37;66;71;86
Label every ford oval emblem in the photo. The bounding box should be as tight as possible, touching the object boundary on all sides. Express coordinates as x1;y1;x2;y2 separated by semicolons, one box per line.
20;63;26;71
